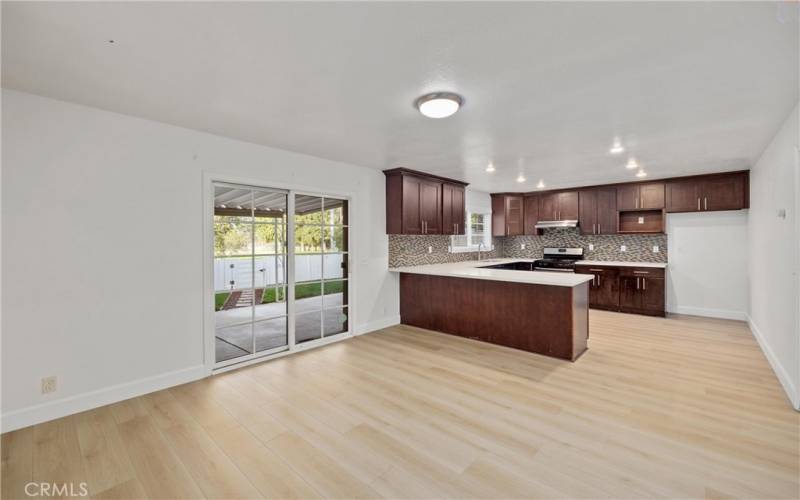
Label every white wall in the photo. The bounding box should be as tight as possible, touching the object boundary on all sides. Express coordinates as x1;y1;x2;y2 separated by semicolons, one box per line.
1;89;399;430
747;104;800;410
665;211;749;320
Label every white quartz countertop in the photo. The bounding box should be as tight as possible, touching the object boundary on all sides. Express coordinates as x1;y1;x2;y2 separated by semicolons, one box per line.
389;259;594;287
575;260;667;268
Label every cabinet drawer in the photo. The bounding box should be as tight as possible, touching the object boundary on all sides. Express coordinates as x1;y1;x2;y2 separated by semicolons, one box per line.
618;267;665;278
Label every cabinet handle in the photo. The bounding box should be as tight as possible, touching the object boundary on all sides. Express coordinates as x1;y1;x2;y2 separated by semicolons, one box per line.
598;276;601;287
704;197;708;210
424;220;427;234
636;277;640;289
589;268;604;272
598;223;601;233
633;270;649;274
643;278;646;290
697;198;701;211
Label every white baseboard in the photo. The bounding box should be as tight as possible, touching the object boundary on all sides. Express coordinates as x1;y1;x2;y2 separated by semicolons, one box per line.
1;365;207;433
746;315;800;411
355;315;400;335
667;305;747;321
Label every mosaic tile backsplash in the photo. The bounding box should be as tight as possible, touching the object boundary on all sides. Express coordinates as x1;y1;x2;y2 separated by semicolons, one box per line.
389;228;667;267
503;228;667;262
388;235;504;267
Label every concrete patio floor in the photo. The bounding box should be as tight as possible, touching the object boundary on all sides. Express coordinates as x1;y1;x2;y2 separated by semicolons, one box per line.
215;293;347;362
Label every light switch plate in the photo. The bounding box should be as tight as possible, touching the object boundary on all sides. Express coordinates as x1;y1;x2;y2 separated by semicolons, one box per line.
427;246;433;254
521;243;526;250
653;245;660;253
588;243;594;251
41;376;57;394
638;216;644;224
620;245;627;252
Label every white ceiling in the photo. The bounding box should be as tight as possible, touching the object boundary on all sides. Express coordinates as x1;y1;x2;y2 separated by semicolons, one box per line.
3;2;798;192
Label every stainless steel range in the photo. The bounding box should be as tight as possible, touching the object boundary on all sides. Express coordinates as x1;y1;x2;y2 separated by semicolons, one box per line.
532;247;584;272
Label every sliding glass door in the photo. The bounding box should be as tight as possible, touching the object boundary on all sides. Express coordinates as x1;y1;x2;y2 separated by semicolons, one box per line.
213;183;349;367
293;194;349;343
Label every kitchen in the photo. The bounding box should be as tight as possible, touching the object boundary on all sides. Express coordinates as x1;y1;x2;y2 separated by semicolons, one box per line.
387;166;748;360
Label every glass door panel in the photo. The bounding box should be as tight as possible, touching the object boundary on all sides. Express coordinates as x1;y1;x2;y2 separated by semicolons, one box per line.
321;196;348;338
253;188;288;352
294;194;324;343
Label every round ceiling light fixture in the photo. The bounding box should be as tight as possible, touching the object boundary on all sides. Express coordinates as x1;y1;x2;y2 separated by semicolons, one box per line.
516;174;526;183
415;92;463;119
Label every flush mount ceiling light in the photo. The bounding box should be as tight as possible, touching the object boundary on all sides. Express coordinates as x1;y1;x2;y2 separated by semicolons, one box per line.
415;92;463;119
626;158;638;170
636;169;647;178
485;162;496;173
536;180;546;189
516;174;526;183
609;138;625;155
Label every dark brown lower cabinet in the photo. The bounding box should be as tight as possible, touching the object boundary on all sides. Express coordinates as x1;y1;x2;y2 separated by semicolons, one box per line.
576;266;665;317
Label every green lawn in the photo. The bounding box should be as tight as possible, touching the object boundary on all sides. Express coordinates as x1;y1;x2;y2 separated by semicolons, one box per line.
215;292;229;311
262;280;344;303
216;281;344;310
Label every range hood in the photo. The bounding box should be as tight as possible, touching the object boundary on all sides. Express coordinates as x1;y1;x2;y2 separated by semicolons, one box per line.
534;219;579;229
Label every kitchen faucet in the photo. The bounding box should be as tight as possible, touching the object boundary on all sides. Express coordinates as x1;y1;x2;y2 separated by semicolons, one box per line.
477;241;485;261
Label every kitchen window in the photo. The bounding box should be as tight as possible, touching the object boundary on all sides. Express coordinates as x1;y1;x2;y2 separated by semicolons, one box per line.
450;212;493;253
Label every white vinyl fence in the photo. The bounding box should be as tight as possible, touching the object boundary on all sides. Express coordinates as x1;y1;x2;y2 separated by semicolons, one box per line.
214;254;345;291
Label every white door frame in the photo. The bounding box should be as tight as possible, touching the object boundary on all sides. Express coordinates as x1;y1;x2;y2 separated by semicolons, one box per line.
202;171;356;375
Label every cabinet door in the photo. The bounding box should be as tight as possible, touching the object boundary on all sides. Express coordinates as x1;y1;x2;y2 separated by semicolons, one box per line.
616;184;639;211
441;183;455;235
639;182;665;209
641;277;665;313
452;185;465;234
596;188;617;234
523;195;539;235
558;191;579;220
401;175;422;234
595;270;620;308
702;174;745;211
505;196;524;236
666;178;701;213
419;179;442;234
578;190;597;235
539;193;558;221
619;276;640;309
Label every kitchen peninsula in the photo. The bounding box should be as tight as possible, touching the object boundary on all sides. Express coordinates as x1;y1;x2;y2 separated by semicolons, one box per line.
389;259;593;361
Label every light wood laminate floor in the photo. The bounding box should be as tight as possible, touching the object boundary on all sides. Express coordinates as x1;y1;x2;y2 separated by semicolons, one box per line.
3;311;799;499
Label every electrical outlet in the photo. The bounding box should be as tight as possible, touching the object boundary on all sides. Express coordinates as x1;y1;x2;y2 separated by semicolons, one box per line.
653;245;660;253
638;216;644;224
620;245;627;252
427;246;433;254
521;243;526;250
41;376;57;394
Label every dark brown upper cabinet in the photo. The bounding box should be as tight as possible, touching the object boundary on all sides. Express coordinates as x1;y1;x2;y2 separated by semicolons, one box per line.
384;168;468;235
523;194;540;235
491;194;524;236
441;182;466;235
579;188;617;235
617;182;664;211
539;191;579;221
666;172;748;213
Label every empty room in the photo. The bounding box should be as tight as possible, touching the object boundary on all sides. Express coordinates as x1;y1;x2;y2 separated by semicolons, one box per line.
1;1;799;499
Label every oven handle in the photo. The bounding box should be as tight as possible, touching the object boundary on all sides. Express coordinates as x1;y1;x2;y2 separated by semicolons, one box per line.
533;267;575;273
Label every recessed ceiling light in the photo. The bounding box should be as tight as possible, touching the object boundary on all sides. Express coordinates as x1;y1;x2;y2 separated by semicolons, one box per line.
485;162;496;173
626;158;638;170
516;174;526;183
636;170;647;178
536;180;545;189
415;92;463;119
609;138;625;155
